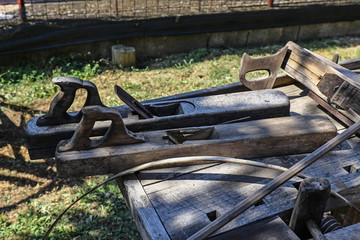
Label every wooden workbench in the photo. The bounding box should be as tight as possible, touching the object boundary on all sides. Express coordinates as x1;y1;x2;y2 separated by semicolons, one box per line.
117;83;360;240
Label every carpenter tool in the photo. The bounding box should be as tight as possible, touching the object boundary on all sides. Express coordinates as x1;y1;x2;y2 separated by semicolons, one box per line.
55;105;336;178
239;41;360;125
283;41;360;124
26;77;291;159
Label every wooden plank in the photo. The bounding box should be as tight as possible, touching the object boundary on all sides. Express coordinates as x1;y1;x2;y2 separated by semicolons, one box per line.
138;149;360;239
339;57;360;70
116;174;170;240
56;115;337;177
277;84;346;131
209;216;300;240
138;163;221;187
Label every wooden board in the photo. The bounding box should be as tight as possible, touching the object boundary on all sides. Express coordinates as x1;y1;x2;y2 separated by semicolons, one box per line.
284;41;360;97
209;216;300;240
116;175;170;240
116;83;360;240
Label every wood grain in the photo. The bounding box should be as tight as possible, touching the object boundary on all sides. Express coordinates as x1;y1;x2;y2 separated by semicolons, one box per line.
56;115;337;177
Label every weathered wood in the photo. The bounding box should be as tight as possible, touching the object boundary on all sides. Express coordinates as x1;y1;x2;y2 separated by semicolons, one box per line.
116;175;170;240
338;57;360;71
306;220;325;240
117;84;360;240
112;45;136;67
283;41;360;122
144;46;358;104
209;216;300;240
27;89;290;159
289;178;331;239
55;115;337;177
189;121;360;240
128;149;360;240
239;46;288;90
332;203;360;227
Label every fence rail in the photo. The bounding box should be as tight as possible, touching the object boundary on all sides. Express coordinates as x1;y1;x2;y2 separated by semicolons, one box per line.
1;0;359;24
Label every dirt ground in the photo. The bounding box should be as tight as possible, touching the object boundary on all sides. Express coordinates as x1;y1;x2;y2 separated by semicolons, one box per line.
0;96;84;214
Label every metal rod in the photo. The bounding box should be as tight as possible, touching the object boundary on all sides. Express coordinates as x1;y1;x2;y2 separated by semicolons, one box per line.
189;120;360;240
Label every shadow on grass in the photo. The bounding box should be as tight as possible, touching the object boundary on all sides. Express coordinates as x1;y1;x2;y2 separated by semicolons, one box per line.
0;98;88;213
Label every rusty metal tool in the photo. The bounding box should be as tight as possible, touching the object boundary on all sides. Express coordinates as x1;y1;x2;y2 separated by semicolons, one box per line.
36;77;105;126
114;84;154;119
239;46;288;90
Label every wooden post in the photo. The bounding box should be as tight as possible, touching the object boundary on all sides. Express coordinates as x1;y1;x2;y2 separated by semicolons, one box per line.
289;177;331;239
111;45;136;67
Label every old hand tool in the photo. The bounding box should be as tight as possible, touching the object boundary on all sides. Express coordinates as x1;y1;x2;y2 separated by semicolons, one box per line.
239;42;360;125
283;41;360;124
55;104;336;177
37;77;105;126
27;84;291;159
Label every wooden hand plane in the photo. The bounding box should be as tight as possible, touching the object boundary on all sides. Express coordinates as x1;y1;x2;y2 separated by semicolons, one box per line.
55;105;337;178
26;77;291;159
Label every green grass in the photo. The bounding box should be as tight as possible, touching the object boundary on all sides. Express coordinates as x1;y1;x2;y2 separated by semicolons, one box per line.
1;36;360;239
0;177;139;239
